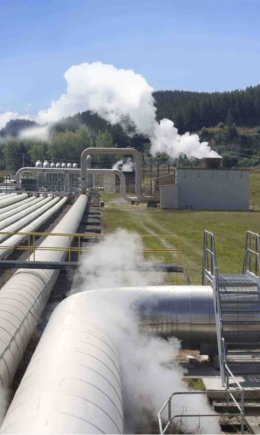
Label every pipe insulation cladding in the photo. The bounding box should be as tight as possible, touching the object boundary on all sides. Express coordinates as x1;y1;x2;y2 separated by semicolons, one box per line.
0;196;35;216
0;196;67;260
0;196;40;221
1;286;215;434
0;193;28;209
0;194;88;388
0;195;53;231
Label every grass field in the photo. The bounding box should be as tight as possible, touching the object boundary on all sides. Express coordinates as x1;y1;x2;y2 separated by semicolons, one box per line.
101;172;260;284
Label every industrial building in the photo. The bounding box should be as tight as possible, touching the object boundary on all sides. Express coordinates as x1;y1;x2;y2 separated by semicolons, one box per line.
0;148;258;434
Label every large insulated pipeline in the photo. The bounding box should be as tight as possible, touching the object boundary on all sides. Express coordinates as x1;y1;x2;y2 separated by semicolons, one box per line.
0;196;55;243
0;193;28;209
81;147;153;201
0;286;215;434
0;195;88;388
0;196;36;217
2;284;260;433
0;196;67;260
0;196;51;229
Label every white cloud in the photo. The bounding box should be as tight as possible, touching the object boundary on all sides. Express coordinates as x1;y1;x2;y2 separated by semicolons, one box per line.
0;111;32;130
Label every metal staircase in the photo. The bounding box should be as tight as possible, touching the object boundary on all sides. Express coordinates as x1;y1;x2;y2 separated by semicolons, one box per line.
202;230;260;385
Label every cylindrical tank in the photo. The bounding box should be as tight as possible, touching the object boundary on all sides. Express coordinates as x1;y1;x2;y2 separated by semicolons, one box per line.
61;163;66;168
43;160;50;168
67;163;72;168
35;160;42;168
56;162;61;168
50;162;55;168
72;163;78;168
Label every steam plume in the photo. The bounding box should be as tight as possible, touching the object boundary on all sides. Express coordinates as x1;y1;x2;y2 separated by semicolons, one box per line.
71;229;220;433
1;62;218;158
38;61;218;158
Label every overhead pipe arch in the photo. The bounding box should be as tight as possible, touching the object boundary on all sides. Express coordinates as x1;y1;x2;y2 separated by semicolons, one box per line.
81;147;153;202
15;167;138;202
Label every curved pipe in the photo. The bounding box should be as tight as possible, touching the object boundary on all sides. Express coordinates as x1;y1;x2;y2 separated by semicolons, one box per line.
15;167;80;189
81;147;153;201
2;285;260;433
0;286;214;434
15;167;139;202
0;195;88;388
87;169;140;202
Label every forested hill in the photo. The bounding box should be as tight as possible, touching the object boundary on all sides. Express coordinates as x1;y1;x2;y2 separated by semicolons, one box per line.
154;85;260;133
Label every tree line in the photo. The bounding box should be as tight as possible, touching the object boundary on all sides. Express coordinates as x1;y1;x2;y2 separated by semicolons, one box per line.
1;84;260;171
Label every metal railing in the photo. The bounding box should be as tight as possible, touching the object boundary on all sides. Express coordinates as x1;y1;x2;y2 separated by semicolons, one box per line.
242;231;260;276
158;390;245;435
158;389;245;435
0;231;182;263
222;338;245;434
202;230;217;285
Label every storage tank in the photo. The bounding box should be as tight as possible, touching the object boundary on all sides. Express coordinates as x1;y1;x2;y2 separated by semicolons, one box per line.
35;160;42;168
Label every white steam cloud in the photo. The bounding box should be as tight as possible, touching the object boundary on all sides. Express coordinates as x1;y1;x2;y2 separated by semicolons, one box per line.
0;112;31;130
112;157;134;171
18;125;50;142
71;230;220;434
1;61;218;158
38;61;218;158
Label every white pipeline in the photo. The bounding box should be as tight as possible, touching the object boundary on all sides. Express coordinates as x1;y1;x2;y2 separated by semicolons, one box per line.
0;195;87;388
0;196;51;229
0;196;67;260
0;196;35;216
0;196;55;243
0;286;214;434
0;196;38;221
0;194;28;209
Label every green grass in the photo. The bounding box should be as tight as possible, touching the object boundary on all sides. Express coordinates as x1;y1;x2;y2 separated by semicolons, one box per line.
101;172;260;284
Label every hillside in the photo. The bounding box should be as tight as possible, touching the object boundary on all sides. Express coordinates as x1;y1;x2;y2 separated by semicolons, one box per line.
1;84;260;170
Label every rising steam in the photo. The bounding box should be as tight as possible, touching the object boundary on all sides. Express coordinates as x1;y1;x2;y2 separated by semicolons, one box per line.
38;61;218;158
1;61;218;158
71;229;220;434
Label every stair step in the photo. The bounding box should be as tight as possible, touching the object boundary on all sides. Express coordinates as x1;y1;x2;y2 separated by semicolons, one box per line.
219;287;259;297
213;401;260;414
218;274;258;287
224;320;260;324
222;310;260;314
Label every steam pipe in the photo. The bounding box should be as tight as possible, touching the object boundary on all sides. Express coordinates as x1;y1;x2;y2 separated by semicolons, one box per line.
0;196;37;218
0;193;28;209
0;196;51;229
0;196;67;260
15;167;80;190
0;286;215;434
0;195;87;388
2;285;260;433
15;167;139;202
0;196;55;243
81;147;153;201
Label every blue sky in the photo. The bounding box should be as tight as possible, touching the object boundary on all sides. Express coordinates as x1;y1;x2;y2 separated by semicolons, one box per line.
0;0;260;115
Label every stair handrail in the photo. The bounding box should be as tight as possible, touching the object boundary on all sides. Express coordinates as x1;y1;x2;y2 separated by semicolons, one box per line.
243;231;260;275
158;390;244;435
221;338;245;434
202;230;218;284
